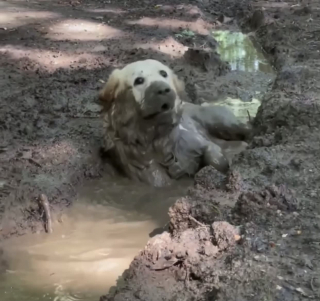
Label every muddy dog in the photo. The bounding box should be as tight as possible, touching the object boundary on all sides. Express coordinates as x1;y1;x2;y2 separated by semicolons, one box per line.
99;59;251;187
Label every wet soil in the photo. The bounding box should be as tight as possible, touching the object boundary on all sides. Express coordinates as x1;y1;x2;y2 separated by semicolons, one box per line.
1;0;320;300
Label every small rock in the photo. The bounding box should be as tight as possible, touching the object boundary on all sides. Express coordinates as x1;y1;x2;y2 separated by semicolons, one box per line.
212;221;239;251
293;6;311;16
251;237;267;253
234;235;241;241
253;255;260;261
176;251;184;259
217;14;233;24
269;241;276;248
18;150;32;159
164;249;172;260
93;16;104;20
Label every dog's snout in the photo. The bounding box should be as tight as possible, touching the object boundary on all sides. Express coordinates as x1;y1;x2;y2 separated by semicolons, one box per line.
149;81;171;95
143;80;177;119
157;87;171;95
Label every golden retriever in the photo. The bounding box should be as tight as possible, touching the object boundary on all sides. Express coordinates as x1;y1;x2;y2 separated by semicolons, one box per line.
99;59;250;187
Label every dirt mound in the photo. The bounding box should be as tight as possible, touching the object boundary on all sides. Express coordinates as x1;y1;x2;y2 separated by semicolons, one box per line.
101;173;242;301
101;166;304;301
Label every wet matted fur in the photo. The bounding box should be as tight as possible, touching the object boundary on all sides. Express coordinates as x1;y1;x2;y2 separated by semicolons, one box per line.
99;59;251;187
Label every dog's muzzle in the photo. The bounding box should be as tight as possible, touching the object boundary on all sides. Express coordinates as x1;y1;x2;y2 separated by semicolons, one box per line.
142;81;176;119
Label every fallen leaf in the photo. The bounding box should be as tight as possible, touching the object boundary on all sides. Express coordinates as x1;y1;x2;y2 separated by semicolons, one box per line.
295;287;308;297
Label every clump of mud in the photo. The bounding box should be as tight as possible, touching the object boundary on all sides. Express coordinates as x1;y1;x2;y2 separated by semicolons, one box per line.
183;47;230;75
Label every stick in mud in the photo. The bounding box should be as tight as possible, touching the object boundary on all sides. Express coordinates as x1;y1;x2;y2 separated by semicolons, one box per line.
38;194;53;234
188;215;208;228
247;110;252;123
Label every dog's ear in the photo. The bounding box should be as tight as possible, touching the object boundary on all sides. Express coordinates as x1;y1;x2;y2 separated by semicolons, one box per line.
99;69;122;111
172;73;185;98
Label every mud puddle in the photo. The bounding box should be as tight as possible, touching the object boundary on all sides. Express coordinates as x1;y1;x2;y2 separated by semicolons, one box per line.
204;30;275;122
0;176;192;301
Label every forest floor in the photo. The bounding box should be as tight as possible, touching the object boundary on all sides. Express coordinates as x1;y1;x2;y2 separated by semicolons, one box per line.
1;0;320;300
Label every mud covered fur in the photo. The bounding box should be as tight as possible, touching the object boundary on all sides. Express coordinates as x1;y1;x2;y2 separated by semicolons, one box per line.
99;60;251;186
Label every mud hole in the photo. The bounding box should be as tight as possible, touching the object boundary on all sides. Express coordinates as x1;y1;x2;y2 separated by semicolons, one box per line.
0;176;191;300
1;0;320;300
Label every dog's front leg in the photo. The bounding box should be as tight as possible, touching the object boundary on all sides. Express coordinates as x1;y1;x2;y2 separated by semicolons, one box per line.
167;161;187;179
203;143;230;173
184;103;252;141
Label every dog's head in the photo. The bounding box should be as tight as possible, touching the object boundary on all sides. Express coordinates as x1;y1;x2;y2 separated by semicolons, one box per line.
99;59;185;120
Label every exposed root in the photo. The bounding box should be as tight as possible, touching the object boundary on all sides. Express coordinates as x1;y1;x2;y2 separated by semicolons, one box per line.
188;215;208;228
184;263;190;288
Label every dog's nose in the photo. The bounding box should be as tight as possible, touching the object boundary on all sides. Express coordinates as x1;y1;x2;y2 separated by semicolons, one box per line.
161;102;170;111
150;81;171;95
143;81;176;118
157;87;171;95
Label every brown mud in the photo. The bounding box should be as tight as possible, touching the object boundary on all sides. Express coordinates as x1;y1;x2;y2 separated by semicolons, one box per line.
1;0;320;300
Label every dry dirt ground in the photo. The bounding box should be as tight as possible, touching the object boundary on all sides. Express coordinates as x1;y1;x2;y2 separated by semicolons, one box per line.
1;0;320;300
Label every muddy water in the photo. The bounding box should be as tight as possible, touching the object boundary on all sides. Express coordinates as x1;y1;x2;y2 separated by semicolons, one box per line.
212;30;273;73
0;176;192;301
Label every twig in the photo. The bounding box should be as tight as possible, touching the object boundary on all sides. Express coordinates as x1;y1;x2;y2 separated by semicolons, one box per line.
148;259;180;271
310;277;315;292
0;147;8;153
247;110;252;123
38;194;53;234
184;263;190;288
210;204;222;216
67;115;99;119
28;158;42;167
188;215;208;228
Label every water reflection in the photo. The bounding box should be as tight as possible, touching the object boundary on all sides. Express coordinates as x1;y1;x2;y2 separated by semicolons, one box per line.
212;30;274;73
0;176;191;301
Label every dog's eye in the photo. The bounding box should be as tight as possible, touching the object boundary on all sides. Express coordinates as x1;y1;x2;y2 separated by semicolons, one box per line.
134;77;144;86
159;70;168;78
